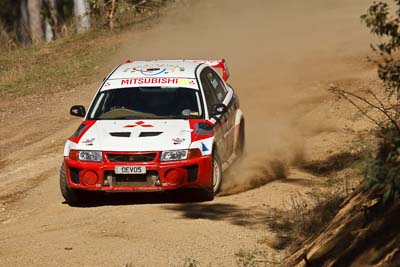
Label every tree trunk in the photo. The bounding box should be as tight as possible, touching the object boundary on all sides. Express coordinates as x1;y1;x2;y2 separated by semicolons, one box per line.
42;0;58;41
56;0;66;23
27;0;44;43
17;0;31;44
108;0;117;31
74;0;90;33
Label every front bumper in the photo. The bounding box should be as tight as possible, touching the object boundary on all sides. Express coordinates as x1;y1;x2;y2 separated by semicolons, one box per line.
64;152;212;192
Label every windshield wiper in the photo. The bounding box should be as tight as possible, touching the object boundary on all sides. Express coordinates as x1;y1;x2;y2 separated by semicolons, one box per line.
167;115;199;119
96;116;144;120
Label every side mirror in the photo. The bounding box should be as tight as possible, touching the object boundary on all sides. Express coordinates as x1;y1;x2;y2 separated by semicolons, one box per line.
210;103;227;118
70;105;86;117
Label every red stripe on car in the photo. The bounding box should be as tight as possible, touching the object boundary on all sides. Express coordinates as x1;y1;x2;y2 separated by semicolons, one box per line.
69;120;96;143
189;119;214;142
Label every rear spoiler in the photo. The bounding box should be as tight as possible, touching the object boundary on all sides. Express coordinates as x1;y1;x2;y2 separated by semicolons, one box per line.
195;59;230;81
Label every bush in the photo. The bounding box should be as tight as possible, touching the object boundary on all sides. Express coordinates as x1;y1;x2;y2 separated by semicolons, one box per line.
329;1;400;203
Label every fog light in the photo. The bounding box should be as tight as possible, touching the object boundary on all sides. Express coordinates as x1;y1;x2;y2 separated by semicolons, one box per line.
165;169;182;185
148;173;161;186
82;171;98;185
104;173;114;187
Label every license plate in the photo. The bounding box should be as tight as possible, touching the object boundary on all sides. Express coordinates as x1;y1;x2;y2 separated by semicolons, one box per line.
115;166;146;174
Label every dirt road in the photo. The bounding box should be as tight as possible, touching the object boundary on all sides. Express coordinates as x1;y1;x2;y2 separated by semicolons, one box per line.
0;0;374;266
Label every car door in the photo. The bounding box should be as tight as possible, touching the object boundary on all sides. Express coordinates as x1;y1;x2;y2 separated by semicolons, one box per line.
200;67;235;162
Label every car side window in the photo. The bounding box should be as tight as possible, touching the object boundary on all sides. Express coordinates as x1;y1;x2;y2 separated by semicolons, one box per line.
200;68;219;114
205;68;227;102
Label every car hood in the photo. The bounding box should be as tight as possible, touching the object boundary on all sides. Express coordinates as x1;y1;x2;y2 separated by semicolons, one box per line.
77;120;192;151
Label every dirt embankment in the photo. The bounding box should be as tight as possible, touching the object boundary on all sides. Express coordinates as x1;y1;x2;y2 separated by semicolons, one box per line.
0;0;379;266
288;189;400;266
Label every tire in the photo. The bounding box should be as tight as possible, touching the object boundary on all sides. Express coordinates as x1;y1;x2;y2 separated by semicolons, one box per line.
235;120;245;158
212;151;223;194
59;161;81;205
200;188;214;202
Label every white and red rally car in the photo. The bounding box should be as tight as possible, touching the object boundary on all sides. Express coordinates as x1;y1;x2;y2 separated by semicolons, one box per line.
60;59;245;204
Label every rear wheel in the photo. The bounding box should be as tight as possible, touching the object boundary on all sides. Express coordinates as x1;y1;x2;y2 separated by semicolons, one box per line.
59;162;81;206
235;120;245;158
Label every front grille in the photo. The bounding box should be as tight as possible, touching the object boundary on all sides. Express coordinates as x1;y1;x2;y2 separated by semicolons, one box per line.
106;153;157;163
112;171;159;186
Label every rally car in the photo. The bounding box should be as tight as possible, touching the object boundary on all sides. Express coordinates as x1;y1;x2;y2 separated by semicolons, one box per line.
60;59;245;204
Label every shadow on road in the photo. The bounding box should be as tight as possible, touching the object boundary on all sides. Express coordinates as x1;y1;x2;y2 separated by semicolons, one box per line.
163;202;271;227
62;189;213;208
300;152;360;176
63;191;271;227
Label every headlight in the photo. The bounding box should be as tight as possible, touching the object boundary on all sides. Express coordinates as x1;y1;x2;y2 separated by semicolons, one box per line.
78;150;103;162
160;150;188;162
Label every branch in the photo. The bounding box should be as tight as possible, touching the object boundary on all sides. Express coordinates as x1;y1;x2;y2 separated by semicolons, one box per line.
333;88;400;134
366;88;398;119
330;88;386;130
132;0;148;8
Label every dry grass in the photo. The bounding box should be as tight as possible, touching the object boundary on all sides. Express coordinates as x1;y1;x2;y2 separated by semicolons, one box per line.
0;0;176;97
266;190;344;252
263;152;363;254
235;248;284;267
0;30;122;96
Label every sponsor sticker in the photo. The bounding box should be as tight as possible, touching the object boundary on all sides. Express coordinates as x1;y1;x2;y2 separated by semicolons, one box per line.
82;138;95;146
201;142;209;152
172;138;185;145
126;64;184;76
120;78;196;86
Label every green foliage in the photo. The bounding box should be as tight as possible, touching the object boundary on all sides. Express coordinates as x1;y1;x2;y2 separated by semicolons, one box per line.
88;0;170;31
362;129;400;203
361;1;400;96
359;1;400;202
0;0;171;46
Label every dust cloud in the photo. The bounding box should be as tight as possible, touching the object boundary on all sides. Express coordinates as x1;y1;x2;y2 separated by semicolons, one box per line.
113;0;372;194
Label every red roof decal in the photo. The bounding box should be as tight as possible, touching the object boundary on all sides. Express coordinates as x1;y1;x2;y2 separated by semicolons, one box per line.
124;121;154;128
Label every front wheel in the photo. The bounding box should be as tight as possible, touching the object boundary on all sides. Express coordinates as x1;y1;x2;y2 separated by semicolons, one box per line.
59;161;81;205
212;152;223;194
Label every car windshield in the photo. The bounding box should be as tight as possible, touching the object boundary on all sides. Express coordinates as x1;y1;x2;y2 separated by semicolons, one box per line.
88;87;202;120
